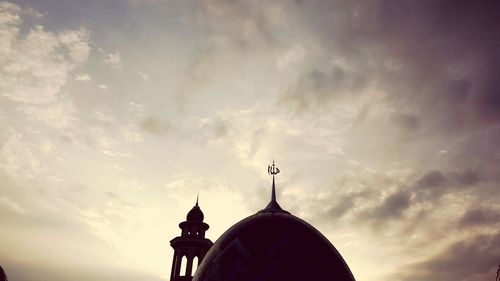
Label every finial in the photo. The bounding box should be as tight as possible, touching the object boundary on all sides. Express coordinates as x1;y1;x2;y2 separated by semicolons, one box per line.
196;193;199;206
268;160;280;201
268;160;280;176
261;160;286;213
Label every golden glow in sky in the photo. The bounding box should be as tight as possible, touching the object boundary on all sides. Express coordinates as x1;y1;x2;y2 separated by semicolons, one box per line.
1;1;500;281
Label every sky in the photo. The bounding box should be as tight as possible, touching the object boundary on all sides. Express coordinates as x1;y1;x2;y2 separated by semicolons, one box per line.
0;0;499;280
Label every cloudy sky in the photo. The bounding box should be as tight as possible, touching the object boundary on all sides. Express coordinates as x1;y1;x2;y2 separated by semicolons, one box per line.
1;0;499;280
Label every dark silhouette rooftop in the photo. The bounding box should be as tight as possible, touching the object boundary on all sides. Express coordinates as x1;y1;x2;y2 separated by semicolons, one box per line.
192;161;356;281
0;265;7;281
187;195;205;222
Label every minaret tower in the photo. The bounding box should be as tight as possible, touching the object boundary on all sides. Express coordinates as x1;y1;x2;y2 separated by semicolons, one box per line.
170;196;213;281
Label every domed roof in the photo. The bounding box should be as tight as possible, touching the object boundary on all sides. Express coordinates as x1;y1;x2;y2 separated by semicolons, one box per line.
187;202;204;222
193;209;355;281
0;265;7;281
193;162;355;281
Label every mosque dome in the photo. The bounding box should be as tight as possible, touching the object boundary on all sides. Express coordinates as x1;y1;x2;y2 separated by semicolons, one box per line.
192;162;356;281
0;265;7;281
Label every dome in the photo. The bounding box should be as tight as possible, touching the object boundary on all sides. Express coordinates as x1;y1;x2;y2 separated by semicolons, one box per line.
193;209;356;281
187;203;204;222
0;265;7;281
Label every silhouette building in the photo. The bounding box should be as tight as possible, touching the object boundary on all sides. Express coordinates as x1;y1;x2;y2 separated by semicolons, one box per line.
170;196;213;281
0;266;7;281
170;162;356;281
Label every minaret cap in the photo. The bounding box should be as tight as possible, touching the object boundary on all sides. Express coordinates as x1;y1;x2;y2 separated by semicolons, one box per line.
187;195;204;221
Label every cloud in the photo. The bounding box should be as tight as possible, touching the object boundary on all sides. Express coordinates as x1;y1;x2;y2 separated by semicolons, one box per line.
136;71;149;80
0;130;48;181
18;100;77;129
198;117;230;141
139;116;172;136
411;169;483;204
276;44;306;70
0;20;89;104
0;2;41;55
280;59;367;112
279;0;500;133
198;0;284;49
59;29;91;63
0;1;89;134
171;0;295;110
75;73;92;81
458;207;500;228
396;232;500;281
321;194;356;220
452;170;480;186
415;171;447;189
368;190;412;220
0;196;26;214
90;109;115;123
103;51;121;66
392;113;420;132
1;2;499;281
306;167;490;234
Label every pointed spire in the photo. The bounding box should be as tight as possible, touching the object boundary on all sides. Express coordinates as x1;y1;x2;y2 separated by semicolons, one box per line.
187;194;204;222
262;160;287;213
271;176;276;203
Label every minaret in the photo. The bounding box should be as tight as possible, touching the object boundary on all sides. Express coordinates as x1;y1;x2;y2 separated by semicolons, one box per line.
170;197;213;281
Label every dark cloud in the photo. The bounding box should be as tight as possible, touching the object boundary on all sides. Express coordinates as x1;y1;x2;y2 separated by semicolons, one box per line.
452;170;480;186
412;170;481;202
364;190;411;221
415;171;447;190
458;207;500;228
392;113;420;132
325;195;355;219
411;171;449;202
139;116;172;135
284;0;500;130
321;168;488;230
281;65;367;112
396;232;500;281
199;118;229;140
372;0;500;125
306;168;485;228
313;191;368;223
444;124;500;176
212;119;228;138
105;191;119;199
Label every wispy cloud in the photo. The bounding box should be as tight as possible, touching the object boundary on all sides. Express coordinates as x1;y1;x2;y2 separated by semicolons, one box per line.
1;1;500;281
